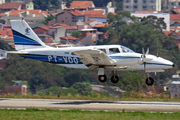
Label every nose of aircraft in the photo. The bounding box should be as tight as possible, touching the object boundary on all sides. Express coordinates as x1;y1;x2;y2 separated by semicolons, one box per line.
161;57;175;69
172;64;175;68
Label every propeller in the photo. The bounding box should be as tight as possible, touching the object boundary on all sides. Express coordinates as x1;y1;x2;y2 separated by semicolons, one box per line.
141;48;149;70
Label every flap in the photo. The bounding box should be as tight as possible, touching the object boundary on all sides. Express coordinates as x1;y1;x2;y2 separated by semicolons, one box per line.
73;49;116;66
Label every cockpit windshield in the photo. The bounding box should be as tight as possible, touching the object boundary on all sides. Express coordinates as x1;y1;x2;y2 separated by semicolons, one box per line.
121;45;135;53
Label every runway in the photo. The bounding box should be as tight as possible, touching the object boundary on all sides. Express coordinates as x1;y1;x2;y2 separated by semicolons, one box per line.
0;98;180;112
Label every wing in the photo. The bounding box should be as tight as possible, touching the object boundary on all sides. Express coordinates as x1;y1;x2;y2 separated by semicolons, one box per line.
73;49;116;67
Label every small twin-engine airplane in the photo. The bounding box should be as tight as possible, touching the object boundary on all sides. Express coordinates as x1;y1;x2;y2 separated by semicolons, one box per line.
8;19;175;86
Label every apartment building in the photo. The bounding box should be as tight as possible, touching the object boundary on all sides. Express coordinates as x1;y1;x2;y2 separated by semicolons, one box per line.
123;0;161;12
164;0;180;10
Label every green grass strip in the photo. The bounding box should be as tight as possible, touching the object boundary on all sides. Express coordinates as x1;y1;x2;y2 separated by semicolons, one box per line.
0;108;180;120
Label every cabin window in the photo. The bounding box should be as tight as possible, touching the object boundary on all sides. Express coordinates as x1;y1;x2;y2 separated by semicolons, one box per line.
65;52;69;54
99;49;106;53
109;48;120;54
121;46;129;53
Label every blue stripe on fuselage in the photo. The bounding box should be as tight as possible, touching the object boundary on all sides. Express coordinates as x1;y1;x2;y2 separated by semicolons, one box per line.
20;54;83;64
109;56;140;59
140;63;172;66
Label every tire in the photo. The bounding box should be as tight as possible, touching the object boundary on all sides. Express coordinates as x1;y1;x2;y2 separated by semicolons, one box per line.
145;77;154;86
98;75;107;83
111;75;119;84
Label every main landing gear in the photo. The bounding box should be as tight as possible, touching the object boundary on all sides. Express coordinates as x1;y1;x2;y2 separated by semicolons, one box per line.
98;75;107;83
98;69;119;84
111;71;119;84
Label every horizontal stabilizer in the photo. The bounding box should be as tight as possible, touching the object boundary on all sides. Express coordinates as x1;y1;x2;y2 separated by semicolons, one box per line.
7;51;28;54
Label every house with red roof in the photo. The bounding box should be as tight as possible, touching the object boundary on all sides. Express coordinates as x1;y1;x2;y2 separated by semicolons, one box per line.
170;14;180;24
0;9;49;24
51;23;77;36
93;23;109;33
69;1;95;11
48;10;88;26
32;25;54;43
49;9;107;26
33;23;78;44
0;3;22;13
33;25;50;35
49;23;77;43
84;20;97;26
83;10;107;23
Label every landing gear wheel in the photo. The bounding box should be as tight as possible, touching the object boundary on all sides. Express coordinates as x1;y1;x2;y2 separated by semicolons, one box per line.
145;77;154;86
111;76;119;84
98;75;107;83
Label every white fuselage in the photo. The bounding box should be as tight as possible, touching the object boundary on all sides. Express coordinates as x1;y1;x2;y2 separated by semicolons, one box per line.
18;45;174;72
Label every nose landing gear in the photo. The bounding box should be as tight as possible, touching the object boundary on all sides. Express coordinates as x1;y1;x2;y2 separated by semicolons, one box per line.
145;77;154;86
145;73;155;86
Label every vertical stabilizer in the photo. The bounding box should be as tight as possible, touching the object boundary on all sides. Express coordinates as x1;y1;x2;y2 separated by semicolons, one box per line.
10;19;47;50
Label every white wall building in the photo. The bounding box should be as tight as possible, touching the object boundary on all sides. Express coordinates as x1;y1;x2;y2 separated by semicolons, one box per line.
131;12;170;31
0;49;7;60
123;0;161;12
170;74;180;98
0;0;5;4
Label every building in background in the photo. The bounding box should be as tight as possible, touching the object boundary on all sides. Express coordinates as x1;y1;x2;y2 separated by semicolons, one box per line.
5;84;27;95
0;3;22;13
0;81;27;95
123;0;161;12
69;1;95;11
170;74;180;98
10;0;34;10
0;0;5;5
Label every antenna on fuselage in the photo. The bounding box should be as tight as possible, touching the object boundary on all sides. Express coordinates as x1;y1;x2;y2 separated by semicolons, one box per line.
66;37;72;47
52;38;58;48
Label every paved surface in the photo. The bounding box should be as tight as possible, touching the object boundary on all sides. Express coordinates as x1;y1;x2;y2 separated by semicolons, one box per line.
0;98;180;112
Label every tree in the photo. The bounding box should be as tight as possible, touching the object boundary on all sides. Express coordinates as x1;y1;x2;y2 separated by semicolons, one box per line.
140;15;166;31
0;19;5;24
71;31;82;38
0;40;13;50
46;86;61;95
71;82;93;96
32;0;60;10
40;14;57;25
117;71;146;92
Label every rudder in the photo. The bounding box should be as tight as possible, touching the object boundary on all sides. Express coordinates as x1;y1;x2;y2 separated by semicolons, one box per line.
11;19;47;50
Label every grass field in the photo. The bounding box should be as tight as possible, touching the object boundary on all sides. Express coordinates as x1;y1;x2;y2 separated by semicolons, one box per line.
0;108;180;120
